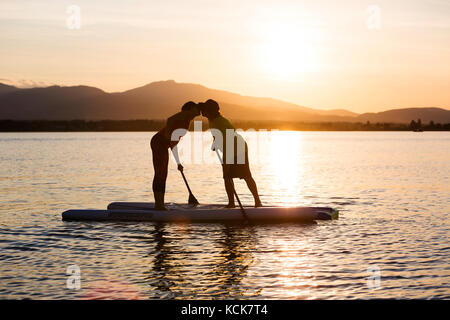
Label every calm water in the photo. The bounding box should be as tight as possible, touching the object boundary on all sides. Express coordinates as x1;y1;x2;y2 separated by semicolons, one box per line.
0;131;448;299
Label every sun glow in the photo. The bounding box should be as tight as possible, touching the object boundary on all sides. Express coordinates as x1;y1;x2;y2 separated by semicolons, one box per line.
259;23;320;79
267;131;305;206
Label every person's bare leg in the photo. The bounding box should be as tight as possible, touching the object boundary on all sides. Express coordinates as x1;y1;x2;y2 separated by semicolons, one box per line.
224;178;236;208
245;177;262;207
152;154;168;211
153;191;168;210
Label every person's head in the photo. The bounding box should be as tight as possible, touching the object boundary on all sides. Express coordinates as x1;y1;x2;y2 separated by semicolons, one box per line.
181;101;200;118
199;99;220;119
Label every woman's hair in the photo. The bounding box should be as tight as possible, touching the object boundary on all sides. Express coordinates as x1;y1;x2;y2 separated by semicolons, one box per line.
181;101;198;111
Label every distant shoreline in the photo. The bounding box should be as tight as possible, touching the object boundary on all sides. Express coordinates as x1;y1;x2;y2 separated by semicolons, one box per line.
0;120;449;132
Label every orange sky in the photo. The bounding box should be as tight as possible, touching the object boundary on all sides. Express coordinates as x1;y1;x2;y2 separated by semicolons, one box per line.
1;0;449;113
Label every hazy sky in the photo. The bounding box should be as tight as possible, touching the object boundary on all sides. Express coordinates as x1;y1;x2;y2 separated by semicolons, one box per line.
1;0;449;112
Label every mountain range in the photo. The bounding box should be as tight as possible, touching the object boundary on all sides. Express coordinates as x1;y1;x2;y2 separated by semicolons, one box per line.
0;81;449;123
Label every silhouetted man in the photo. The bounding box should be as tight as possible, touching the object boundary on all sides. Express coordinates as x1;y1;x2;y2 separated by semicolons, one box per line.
200;99;262;208
150;102;200;210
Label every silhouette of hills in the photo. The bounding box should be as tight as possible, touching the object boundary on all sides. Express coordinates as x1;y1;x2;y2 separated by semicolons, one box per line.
0;83;19;95
358;108;450;124
0;80;448;123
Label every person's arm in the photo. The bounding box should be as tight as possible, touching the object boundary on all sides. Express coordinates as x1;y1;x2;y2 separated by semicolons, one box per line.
167;115;188;171
171;145;183;172
210;126;226;165
209;119;220;151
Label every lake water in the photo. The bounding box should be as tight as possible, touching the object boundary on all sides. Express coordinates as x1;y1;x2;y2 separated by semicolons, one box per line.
0;131;448;299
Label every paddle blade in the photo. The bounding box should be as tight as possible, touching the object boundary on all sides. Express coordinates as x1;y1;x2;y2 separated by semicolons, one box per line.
188;193;200;206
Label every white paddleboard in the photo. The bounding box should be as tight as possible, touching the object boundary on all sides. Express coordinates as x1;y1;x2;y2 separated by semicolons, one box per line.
61;202;338;223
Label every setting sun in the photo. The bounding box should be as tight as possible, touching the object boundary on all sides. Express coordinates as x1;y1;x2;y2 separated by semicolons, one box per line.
259;23;320;79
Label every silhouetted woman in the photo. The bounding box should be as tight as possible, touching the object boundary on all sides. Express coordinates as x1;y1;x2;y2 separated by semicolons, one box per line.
150;102;200;210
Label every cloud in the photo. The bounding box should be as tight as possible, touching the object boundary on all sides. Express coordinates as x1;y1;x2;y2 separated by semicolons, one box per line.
0;78;52;88
16;79;51;88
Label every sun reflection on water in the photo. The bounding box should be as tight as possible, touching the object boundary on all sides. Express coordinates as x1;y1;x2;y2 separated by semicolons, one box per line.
266;131;305;206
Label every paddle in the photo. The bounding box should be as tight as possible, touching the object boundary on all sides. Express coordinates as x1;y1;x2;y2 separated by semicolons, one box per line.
179;169;200;206
171;148;199;206
215;149;249;223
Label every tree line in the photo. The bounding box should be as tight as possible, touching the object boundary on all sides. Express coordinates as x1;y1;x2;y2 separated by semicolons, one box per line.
0;119;449;132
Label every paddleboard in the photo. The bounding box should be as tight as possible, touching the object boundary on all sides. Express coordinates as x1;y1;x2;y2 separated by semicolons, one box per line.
62;202;338;223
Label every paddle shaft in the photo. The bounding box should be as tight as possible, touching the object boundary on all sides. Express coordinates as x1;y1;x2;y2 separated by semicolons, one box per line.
172;149;199;205
180;171;193;196
215;149;249;221
180;170;199;205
